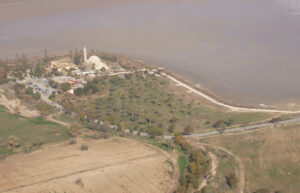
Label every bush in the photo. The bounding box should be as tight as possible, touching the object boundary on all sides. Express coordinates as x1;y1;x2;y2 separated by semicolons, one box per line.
270;118;281;123
32;137;44;147
25;87;33;95
183;125;193;135
226;173;239;188
83;82;98;94
93;132;110;140
149;127;164;137
81;144;89;151
74;178;84;187
48;91;56;99
68;125;82;137
23;142;33;154
69;138;77;145
61;82;71;92
32;92;41;100
212;120;225;128
74;88;83;96
7;135;20;148
88;123;108;132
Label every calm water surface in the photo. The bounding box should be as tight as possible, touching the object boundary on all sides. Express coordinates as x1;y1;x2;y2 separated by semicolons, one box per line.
1;0;300;107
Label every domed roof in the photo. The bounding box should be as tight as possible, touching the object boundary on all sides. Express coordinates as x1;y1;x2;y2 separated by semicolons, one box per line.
87;55;102;65
85;55;109;71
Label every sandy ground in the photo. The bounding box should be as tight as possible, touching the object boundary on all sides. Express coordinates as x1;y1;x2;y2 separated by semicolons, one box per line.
0;137;177;193
0;88;40;118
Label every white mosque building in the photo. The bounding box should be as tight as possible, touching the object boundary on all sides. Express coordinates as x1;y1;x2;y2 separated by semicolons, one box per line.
83;46;109;71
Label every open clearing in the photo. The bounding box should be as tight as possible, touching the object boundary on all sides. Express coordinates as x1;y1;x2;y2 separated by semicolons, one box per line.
200;124;300;193
0;137;177;193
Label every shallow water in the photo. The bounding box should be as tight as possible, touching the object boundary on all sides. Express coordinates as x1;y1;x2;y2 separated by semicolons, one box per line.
1;0;300;107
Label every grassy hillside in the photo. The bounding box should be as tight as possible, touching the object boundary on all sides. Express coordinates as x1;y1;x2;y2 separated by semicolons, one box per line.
0;106;70;155
200;125;300;193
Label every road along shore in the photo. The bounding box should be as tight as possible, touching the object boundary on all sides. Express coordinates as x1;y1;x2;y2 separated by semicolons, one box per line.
162;72;300;114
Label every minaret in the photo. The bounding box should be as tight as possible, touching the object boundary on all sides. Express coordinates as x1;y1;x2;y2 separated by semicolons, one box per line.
84;46;87;63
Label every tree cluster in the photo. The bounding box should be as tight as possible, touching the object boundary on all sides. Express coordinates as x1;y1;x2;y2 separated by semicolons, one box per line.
25;87;41;100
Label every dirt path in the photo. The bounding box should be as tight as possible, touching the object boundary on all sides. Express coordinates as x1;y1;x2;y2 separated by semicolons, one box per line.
46;114;71;128
197;152;218;192
190;140;245;193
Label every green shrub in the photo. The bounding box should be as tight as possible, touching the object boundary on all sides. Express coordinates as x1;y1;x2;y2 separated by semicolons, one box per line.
69;138;77;145
68;125;81;137
32;92;41;100
61;82;71;92
7;135;20;148
81;144;89;151
25;87;33;95
32;136;44;147
226;173;239;188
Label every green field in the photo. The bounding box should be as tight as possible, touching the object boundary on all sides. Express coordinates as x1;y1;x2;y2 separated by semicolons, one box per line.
0;106;70;155
178;155;187;179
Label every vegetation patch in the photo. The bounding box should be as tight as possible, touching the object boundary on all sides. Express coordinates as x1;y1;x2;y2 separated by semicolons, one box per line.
0;105;70;156
178;155;187;179
201;124;300;193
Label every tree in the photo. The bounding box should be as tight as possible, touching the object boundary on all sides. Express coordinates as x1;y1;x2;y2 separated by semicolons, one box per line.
74;88;83;96
168;123;175;133
188;161;197;174
48;91;56;99
32;92;41;100
7;135;20;148
226;173;239;188
68;125;81;137
212;120;225;128
83;82;98;94
183;125;193;135
73;49;81;65
270;117;281;123
0;65;7;84
33;136;43;147
190;174;200;189
149;127;164;137
25;87;33;95
61;82;71;92
44;48;49;65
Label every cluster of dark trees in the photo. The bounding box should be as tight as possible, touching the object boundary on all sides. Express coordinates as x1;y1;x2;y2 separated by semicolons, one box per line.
25;87;41;100
174;133;211;193
212;118;234;128
74;82;99;96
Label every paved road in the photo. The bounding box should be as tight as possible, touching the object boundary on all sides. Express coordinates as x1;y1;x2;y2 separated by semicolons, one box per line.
163;118;300;139
163;73;300;114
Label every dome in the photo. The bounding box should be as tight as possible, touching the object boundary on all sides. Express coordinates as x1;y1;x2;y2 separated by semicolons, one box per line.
87;56;101;65
86;55;109;71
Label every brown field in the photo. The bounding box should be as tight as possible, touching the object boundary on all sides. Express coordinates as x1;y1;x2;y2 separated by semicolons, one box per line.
0;137;178;193
199;124;300;193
